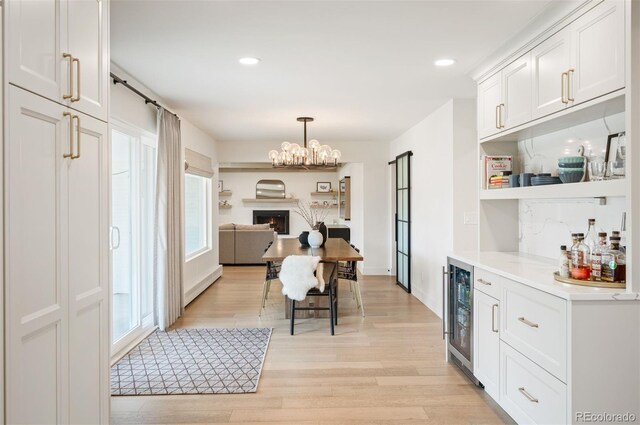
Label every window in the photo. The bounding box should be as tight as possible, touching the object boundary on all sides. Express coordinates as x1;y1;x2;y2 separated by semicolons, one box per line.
185;173;211;258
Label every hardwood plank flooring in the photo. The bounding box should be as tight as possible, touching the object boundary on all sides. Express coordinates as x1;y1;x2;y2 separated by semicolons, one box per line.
111;266;513;424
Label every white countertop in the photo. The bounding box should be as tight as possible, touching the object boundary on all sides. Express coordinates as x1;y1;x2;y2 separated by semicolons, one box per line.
448;251;639;301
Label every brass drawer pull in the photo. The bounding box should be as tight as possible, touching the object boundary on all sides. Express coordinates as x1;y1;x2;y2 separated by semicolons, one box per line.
71;115;81;159
71;57;81;102
561;71;568;104
567;68;575;102
476;278;491;286
63;112;73;158
518;316;539;328
518;387;539;403
491;304;498;333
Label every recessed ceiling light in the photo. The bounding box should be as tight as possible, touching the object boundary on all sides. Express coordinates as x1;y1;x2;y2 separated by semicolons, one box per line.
435;58;456;67
239;57;260;65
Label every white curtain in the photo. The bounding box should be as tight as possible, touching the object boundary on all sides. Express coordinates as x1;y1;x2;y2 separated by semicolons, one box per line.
154;108;184;330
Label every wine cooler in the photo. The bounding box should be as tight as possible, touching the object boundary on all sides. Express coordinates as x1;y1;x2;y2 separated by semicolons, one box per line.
443;257;478;384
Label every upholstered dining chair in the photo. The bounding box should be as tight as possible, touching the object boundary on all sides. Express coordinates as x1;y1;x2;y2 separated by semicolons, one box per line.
259;241;281;317
338;244;364;317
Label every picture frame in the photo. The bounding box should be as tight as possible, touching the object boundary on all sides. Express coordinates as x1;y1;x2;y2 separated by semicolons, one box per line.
316;182;331;193
218;180;224;192
340;180;346;193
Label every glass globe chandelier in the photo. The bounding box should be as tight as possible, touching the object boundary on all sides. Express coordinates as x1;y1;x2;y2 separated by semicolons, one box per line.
268;117;342;168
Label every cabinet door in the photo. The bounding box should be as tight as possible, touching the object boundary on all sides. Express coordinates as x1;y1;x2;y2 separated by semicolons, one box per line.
68;0;109;121
502;54;532;129
477;72;503;139
531;29;572;119
570;0;625;104
6;86;70;424
473;290;500;401
67;112;110;423
7;0;70;104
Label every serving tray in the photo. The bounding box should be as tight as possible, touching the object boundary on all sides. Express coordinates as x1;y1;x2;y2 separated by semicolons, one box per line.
553;272;625;289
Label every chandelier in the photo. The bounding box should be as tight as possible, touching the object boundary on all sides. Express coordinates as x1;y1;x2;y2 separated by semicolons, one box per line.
268;117;342;168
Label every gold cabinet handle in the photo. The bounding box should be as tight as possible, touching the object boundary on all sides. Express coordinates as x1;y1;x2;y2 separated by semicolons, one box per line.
476;278;491;286
518;387;539;403
561;72;568;104
495;105;500;129
518;316;539;328
63;112;74;158
71;115;81;159
63;53;74;100
71;57;81;102
567;68;575;102
491;304;499;333
499;104;505;128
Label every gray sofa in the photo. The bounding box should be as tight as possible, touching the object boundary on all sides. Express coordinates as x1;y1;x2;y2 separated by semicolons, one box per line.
219;223;276;265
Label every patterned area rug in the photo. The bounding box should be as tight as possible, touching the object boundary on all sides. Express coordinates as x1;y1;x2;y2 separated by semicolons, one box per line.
111;328;272;395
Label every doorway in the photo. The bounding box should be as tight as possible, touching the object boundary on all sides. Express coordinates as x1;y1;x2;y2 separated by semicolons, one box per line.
111;120;157;357
393;151;412;292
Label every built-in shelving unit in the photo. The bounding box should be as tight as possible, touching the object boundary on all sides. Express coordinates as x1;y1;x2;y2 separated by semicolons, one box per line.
480;179;626;200
241;198;299;204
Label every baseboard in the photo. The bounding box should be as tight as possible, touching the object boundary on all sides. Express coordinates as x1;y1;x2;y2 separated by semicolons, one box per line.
111;325;158;366
361;266;392;275
184;265;223;306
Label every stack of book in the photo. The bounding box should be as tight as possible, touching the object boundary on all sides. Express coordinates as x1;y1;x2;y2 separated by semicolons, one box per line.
483;156;513;189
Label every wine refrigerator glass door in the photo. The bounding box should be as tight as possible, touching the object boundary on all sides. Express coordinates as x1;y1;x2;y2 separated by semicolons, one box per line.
449;264;472;364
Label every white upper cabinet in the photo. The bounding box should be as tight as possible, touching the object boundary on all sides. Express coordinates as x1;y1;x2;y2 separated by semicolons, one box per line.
477;0;626;142
502;54;532;129
68;0;109;121
477;72;503;140
569;0;625;104
531;29;572;119
7;0;108;121
7;0;69;103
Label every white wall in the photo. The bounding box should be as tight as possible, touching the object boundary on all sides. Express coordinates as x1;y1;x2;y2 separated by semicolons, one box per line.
217;140;390;275
110;63;221;306
389;99;478;315
218;171;340;237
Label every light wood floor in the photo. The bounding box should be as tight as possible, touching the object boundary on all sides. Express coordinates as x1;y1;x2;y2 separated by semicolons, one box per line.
111;266;513;424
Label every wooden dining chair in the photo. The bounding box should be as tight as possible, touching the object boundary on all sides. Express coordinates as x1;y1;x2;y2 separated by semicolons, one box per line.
338;244;364;317
259;241;281;317
290;262;338;336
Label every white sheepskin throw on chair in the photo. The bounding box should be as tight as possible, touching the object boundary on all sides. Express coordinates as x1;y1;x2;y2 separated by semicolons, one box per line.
280;255;322;301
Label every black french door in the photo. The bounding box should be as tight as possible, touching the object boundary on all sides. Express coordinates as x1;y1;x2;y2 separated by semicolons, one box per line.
394;151;412;292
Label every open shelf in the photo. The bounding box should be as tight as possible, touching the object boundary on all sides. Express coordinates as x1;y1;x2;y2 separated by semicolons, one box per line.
242;198;299;204
218;204;232;209
480;179;626;200
310;191;338;196
219;191;232;196
311;204;338;209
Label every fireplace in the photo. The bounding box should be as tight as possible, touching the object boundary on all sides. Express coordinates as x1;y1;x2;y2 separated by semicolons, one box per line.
253;210;290;235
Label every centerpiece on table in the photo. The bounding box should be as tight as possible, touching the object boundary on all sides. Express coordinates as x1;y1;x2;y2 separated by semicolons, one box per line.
294;200;330;248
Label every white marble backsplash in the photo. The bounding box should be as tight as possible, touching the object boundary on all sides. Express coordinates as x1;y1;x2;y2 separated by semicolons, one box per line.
519;197;626;259
517;112;625;175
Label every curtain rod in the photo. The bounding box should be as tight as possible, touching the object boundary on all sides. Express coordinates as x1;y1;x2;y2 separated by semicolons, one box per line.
110;72;178;118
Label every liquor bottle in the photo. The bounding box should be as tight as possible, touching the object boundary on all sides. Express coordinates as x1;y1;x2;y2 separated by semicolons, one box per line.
571;234;591;280
602;236;626;282
584;219;598;260
590;232;607;281
569;233;579;277
559;245;570;278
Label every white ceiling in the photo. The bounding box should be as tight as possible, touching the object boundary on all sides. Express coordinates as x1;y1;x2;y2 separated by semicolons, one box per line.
111;1;552;144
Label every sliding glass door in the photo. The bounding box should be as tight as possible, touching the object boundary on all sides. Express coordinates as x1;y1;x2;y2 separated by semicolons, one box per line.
111;121;157;354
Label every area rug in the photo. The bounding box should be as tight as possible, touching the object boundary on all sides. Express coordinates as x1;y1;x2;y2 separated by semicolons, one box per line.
111;328;272;395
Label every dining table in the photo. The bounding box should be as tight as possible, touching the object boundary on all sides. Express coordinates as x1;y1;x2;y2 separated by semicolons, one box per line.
261;237;364;318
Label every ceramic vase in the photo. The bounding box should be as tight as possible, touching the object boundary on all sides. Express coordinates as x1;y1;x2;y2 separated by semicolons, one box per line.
316;222;328;247
308;229;323;248
298;231;310;247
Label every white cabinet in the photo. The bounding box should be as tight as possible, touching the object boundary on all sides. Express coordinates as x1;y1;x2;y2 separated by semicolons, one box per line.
569;0;625;105
5;85;109;424
502;54;532;129
7;0;108;121
477;72;503;139
531;29;572;119
473;289;500;401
